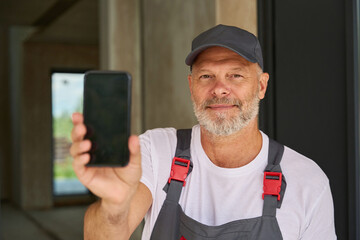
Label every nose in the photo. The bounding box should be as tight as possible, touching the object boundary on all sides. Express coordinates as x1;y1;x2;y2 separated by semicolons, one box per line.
211;80;230;98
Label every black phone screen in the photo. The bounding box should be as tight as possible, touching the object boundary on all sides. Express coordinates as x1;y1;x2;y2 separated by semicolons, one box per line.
83;71;131;167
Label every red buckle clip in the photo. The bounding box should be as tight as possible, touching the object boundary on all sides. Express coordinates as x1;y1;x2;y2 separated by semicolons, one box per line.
262;172;282;201
168;157;191;186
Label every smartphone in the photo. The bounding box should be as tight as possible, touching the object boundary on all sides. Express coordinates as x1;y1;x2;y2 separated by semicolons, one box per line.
83;71;131;167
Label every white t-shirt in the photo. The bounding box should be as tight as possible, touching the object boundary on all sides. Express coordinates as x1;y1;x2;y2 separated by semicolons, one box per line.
139;125;337;240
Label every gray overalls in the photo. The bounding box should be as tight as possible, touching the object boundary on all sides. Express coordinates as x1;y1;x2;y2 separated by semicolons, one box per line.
150;129;286;240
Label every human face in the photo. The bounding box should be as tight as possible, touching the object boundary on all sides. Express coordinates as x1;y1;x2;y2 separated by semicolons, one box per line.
188;47;269;136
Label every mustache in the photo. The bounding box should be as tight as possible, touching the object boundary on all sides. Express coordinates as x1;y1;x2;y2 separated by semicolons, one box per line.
201;97;242;108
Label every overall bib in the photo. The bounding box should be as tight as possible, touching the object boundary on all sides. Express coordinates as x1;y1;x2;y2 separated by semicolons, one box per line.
150;129;286;240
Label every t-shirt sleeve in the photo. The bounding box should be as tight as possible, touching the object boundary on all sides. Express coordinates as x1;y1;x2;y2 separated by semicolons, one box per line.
139;130;155;200
300;181;337;239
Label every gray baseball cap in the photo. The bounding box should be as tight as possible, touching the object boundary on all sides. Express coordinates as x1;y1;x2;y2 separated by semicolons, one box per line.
185;24;263;69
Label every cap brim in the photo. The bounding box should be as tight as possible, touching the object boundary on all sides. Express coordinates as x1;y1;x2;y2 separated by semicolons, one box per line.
185;44;258;66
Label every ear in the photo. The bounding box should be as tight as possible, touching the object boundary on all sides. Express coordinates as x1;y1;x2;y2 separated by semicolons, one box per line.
258;72;269;100
188;74;193;95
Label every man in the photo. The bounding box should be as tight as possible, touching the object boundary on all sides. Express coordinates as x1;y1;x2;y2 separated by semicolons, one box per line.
70;25;336;239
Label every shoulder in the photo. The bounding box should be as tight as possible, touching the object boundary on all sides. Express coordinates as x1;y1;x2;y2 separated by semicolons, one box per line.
280;144;330;198
139;126;198;147
282;146;328;179
139;127;177;148
140;127;177;139
139;128;178;201
278;146;335;240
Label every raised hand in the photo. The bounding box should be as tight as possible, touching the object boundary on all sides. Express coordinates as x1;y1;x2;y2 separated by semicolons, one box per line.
70;112;142;210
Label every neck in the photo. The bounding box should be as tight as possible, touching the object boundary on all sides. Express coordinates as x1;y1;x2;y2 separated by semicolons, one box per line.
200;118;263;168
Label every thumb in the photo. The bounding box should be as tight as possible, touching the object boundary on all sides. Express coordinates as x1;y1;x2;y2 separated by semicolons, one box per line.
128;135;141;165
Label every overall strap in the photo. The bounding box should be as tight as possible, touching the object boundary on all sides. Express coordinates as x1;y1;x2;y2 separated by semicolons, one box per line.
163;129;193;202
175;129;192;160
150;129;193;240
262;138;286;217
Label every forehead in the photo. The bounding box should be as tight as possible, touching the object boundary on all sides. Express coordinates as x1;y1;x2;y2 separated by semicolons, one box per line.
193;46;252;69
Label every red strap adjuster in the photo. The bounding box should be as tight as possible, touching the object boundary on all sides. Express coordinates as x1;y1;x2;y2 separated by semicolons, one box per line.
262;172;282;201
168;157;191;186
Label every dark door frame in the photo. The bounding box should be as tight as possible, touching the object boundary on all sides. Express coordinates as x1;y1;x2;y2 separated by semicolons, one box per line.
257;0;360;239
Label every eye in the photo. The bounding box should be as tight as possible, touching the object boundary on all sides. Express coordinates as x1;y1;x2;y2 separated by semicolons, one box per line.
199;74;212;79
232;74;242;78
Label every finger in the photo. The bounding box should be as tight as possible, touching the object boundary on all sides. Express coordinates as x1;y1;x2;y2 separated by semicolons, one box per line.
70;140;92;157
72;112;84;125
71;112;85;141
72;153;90;178
71;123;87;142
73;153;90;168
128;135;141;165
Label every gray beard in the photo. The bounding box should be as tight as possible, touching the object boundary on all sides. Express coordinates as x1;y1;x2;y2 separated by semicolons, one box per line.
192;93;260;136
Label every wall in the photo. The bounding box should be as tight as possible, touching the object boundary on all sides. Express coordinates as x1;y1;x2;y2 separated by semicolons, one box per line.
16;42;99;208
216;0;257;35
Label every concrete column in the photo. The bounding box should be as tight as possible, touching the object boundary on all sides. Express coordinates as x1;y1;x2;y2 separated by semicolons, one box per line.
8;26;36;206
216;0;258;35
100;0;142;134
142;0;215;130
